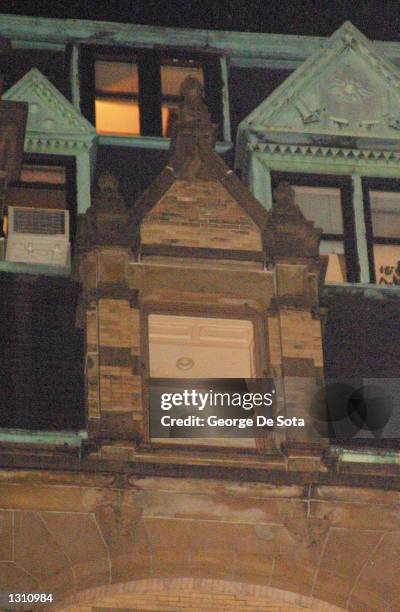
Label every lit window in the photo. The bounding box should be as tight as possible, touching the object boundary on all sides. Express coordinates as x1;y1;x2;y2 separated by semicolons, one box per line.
94;60;140;136
148;314;256;448
368;190;400;286
293;185;347;283
19;164;66;185
161;60;204;137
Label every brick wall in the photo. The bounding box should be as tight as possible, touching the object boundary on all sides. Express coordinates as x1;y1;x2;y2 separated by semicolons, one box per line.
278;309;326;445
141;179;262;251
71;592;307;610
88;298;143;439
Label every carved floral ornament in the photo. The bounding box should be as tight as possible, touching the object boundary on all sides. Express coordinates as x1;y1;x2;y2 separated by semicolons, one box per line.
236;21;400;171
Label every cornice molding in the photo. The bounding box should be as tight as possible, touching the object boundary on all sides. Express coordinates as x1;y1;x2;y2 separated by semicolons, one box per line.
2;14;400;68
253;142;400;165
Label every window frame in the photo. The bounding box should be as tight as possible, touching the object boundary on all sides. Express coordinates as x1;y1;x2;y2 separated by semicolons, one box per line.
80;45;224;140
7;154;77;253
140;301;269;452
271;171;359;283
362;177;400;285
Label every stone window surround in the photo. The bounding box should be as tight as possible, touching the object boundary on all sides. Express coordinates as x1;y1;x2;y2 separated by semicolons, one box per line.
139;300;269;451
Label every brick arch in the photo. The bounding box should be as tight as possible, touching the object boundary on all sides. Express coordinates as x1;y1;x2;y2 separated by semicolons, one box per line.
55;577;345;611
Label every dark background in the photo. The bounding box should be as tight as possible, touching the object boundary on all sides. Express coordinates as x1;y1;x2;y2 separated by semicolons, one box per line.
1;0;399;40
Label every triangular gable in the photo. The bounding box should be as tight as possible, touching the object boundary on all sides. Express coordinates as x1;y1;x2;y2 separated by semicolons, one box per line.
2;68;95;150
134;141;268;232
133;78;268;256
237;22;400;146
141;177;264;252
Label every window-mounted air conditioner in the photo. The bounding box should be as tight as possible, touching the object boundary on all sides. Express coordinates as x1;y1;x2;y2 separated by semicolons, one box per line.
5;206;70;267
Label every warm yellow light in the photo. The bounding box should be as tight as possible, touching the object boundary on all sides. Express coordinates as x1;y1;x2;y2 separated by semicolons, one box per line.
3;215;8;235
95;99;140;136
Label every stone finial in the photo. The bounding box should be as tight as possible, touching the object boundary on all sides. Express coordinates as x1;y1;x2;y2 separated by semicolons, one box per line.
273;181;295;205
179;77;208;121
170;76;216;155
92;174;126;212
272;181;305;221
268;181;322;260
76;174;130;252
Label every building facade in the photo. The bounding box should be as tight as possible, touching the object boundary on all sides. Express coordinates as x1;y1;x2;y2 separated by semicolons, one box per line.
0;14;399;611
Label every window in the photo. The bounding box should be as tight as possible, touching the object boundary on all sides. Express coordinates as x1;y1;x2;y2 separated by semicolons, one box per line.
19;164;66;185
147;313;257;448
160;59;204;137
363;179;400;285
95;60;140;136
81;47;223;139
271;173;358;283
4;156;77;250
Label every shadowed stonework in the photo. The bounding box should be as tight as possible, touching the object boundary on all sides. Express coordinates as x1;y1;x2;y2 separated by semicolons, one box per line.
0;475;399;610
0;18;400;612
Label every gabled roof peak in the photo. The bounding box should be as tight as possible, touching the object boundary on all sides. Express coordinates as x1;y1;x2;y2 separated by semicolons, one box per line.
236;20;400;165
2;68;95;141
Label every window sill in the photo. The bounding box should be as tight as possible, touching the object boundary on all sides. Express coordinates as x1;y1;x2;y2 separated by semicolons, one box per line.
98;134;233;153
0;428;87;447
322;282;400;300
0;261;71;277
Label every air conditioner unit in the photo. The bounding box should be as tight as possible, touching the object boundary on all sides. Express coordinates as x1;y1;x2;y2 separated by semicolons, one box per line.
5;206;70;267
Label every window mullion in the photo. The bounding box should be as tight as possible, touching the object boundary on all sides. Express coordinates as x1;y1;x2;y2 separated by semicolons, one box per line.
349;174;368;283
138;51;162;137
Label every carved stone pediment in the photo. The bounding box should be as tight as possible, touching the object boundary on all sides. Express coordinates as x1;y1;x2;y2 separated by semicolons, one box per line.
238;22;400;146
2;68;95;152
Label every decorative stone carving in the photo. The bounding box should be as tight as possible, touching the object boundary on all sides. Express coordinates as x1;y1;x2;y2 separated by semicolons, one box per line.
2;68;95;151
77;174;131;250
237;21;400;161
132;76;267;252
267;182;322;262
168;76;217;173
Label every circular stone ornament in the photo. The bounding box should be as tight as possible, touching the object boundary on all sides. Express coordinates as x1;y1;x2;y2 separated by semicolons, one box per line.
176;356;195;371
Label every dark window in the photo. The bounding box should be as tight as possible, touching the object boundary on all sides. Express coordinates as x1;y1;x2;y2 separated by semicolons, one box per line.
0;274;84;431
80;46;223;139
271;172;358;283
362;178;400;286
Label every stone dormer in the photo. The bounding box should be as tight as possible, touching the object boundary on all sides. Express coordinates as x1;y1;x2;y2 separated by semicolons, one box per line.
76;78;327;465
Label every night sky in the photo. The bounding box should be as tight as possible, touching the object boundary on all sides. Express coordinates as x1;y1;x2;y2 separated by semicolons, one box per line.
1;0;400;41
